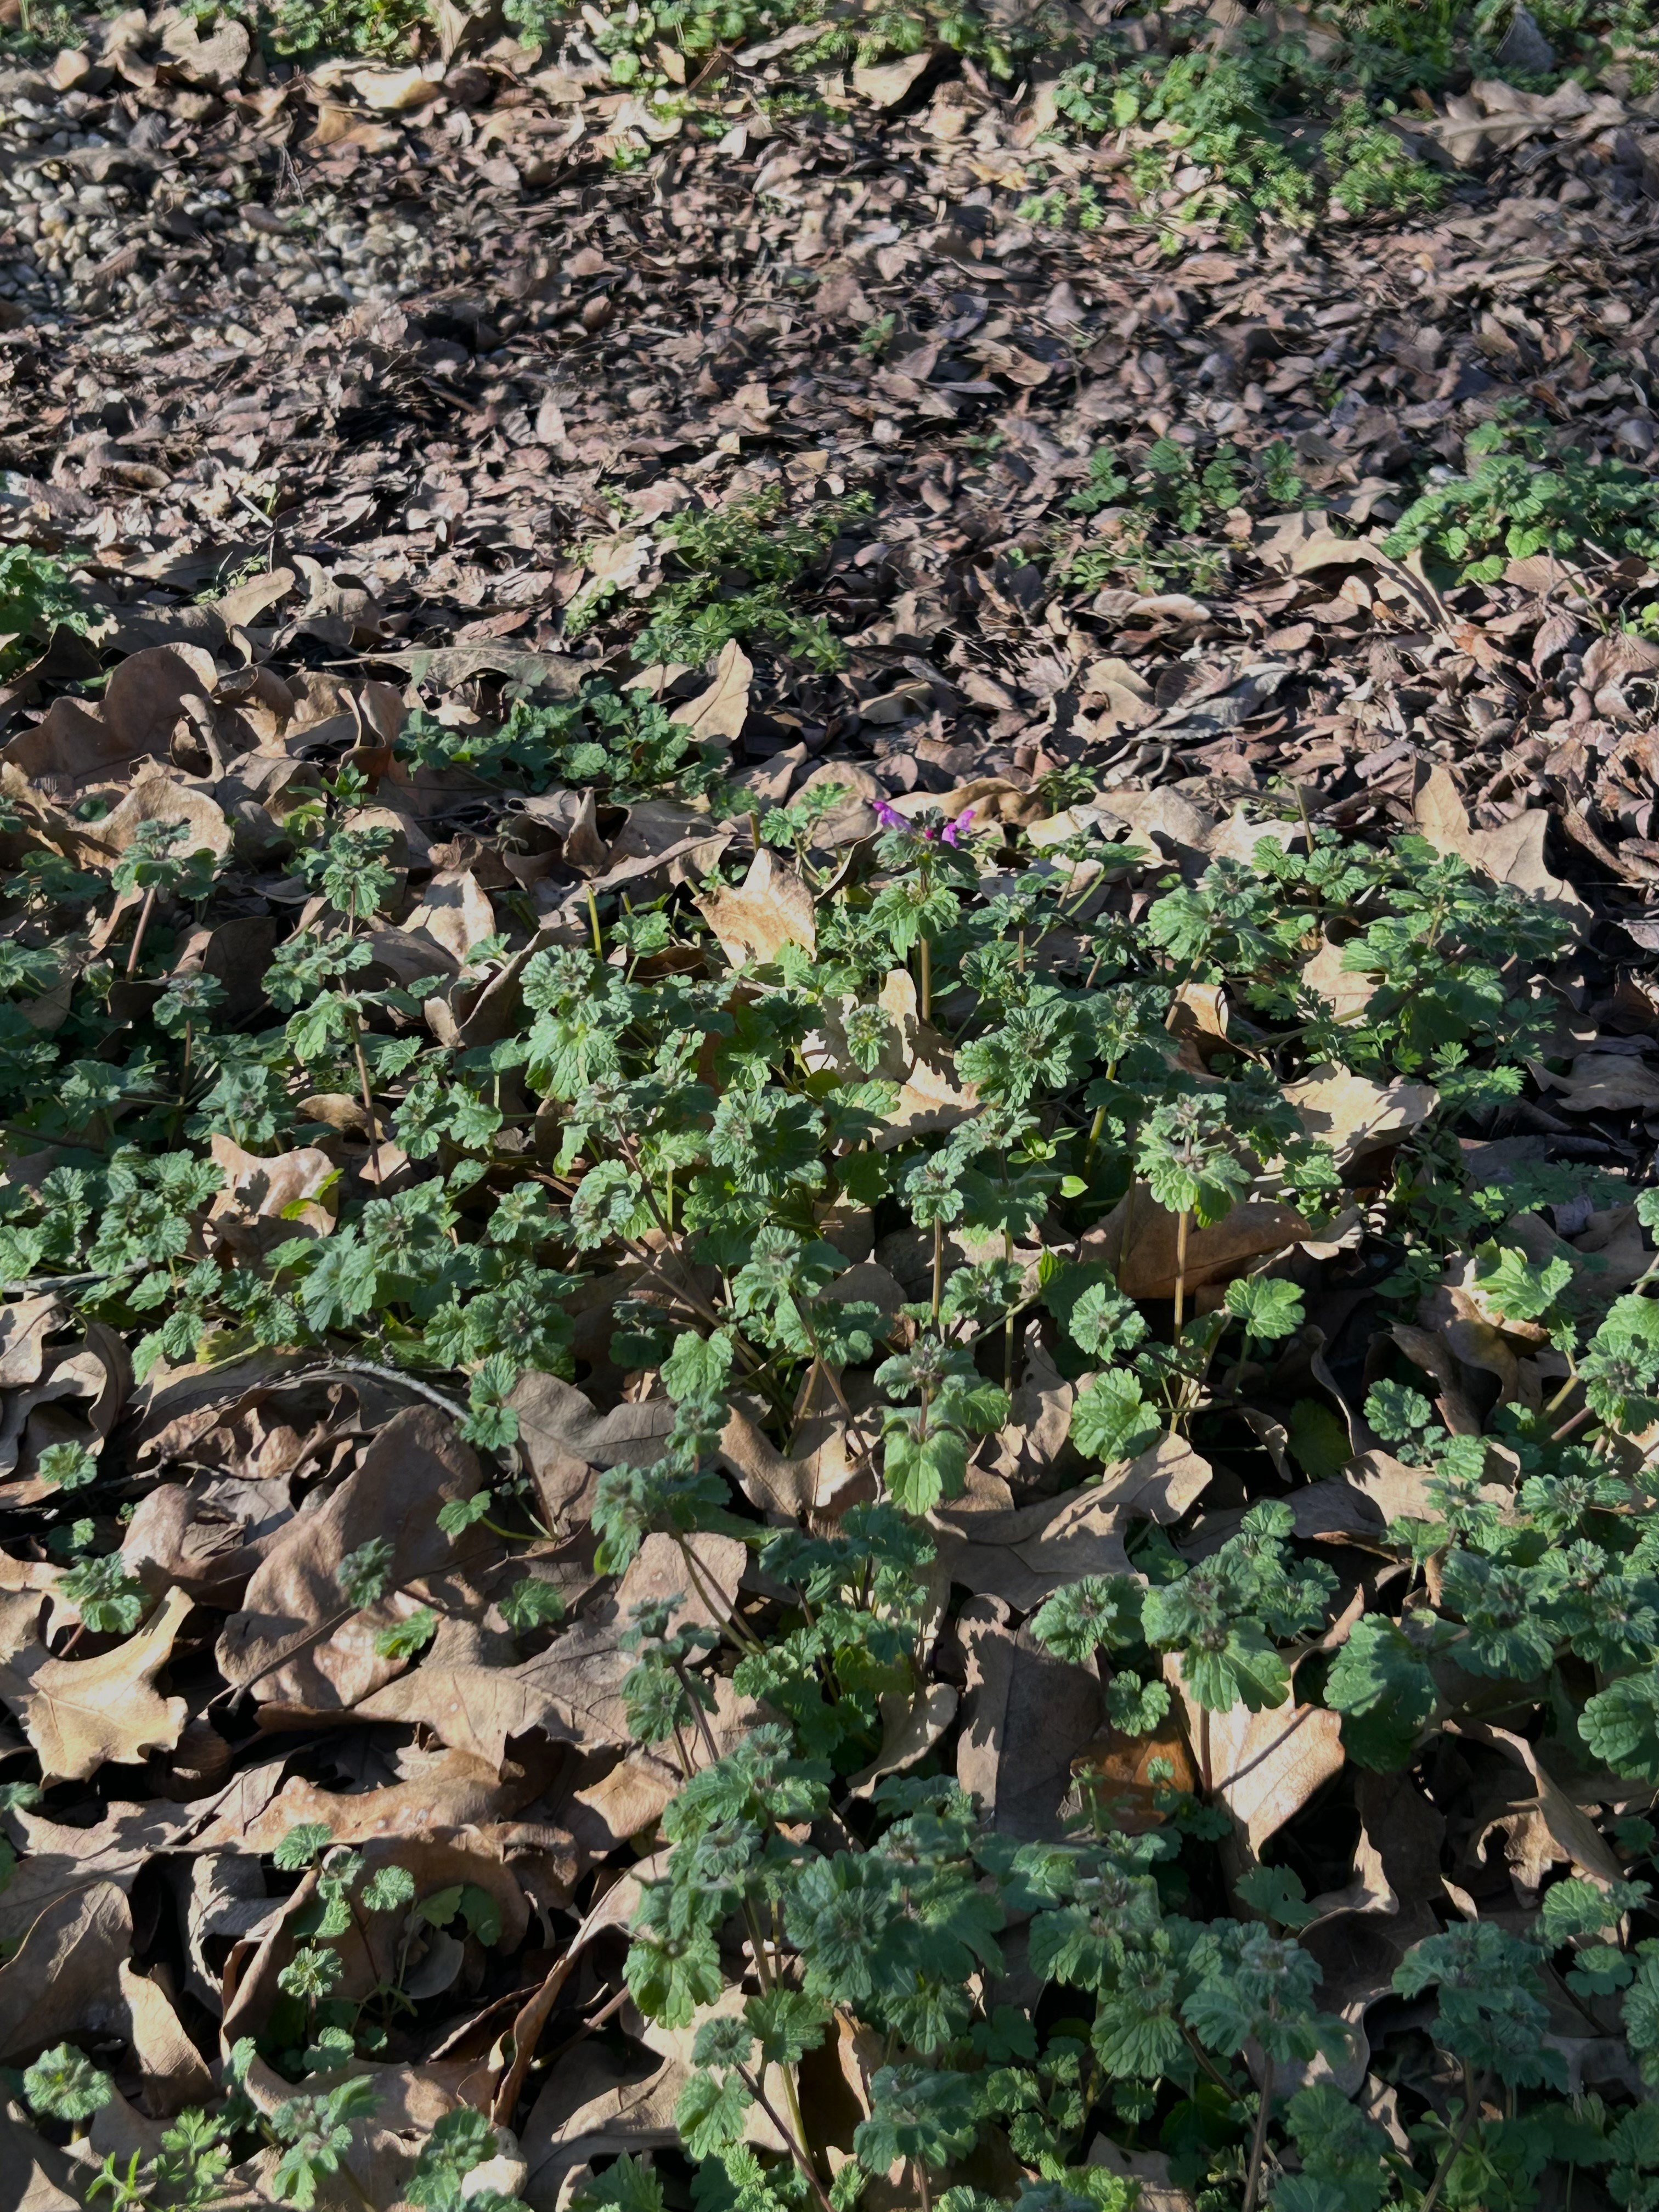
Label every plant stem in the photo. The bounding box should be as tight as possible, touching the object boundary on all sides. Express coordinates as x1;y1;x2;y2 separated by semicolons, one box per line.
674;1652;726;1770
932;1216;944;1327
1173;1206;1190;1330
125;885;157;978
778;2055;813;2172
675;1532;764;1656
742;1897;775;1992
585;885;603;961
919;932;932;1023
347;1012;381;1151
1083;1101;1106;1169
915;2159;932;2212
738;2067;836;2212
1003;1226;1015;1393
1242;2058;1273;2212
1419;2074;1486;2212
1542;1360;1579;1416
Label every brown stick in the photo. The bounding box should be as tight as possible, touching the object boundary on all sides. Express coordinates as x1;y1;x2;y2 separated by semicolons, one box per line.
125;885;158;979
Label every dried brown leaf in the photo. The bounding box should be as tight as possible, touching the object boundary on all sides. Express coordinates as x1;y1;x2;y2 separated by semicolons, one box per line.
697;847;817;966
0;1584;192;1782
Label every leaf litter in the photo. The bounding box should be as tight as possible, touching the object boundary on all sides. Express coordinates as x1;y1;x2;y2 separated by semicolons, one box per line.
7;0;1659;2208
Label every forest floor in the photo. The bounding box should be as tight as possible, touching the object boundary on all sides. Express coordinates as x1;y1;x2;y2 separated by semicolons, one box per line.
7;4;1659;2210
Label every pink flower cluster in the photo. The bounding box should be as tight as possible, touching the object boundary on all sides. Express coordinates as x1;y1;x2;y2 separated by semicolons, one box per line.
873;801;977;847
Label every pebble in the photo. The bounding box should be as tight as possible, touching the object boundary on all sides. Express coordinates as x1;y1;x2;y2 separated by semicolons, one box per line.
0;86;438;334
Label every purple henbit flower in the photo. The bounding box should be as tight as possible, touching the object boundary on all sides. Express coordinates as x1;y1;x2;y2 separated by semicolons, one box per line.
940;808;976;849
873;799;906;832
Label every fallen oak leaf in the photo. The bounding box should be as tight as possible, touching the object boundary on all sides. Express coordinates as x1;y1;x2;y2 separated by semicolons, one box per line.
1413;764;1585;920
697;847;817;967
1163;1655;1346;1862
674;637;752;744
0;1793;215;1945
216;1404;500;1718
0;1583;193;1781
3;644;220;787
1082;1187;1310;1302
1284;1068;1438;1165
0;1878;134;2062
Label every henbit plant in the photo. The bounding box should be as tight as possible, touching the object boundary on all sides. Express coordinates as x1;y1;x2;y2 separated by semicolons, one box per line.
1047;21;1446;242
1056;434;1306;597
0;544;92;675
402;682;721;801
1318;103;1444;217
614;488;873;673
162;0;1654;241
112;816;224;979
8;645;1659;2210
24;2038;526;2212
1384;405;1659;581
496;0;1074;95
196;0;433;58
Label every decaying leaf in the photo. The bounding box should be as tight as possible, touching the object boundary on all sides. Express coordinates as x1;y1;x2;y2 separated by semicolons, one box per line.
1414;764;1585;918
1165;1656;1346;1860
0;1585;193;1782
1084;1189;1311;1301
674;638;753;742
957;1596;1105;1842
696;846;816;966
217;1407;499;1717
1286;1068;1437;1163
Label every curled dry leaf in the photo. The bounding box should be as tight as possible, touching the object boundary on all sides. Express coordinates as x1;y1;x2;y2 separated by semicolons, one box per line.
521;2039;687;2212
1;2103;82;2212
1095;1431;1214;1518
851;48;930;104
0;1296;63;1391
1414;763;1585;917
119;1480;280;1607
937;1475;1149;1612
1286;1068;1438;1164
1448;1715;1627;1889
405;868;498;961
870;966;979;1149
197;1744;549;1851
207;1133;337;1260
4;645;220;786
0;1877;134;2061
99;770;233;863
0;1318;132;1482
488;1869;656;2129
1072;1712;1198;1838
848;1682;958;1795
0;1795;208;1946
222;1835;530;2052
1300;933;1378;1023
357;1531;749;1768
1165;1656;1346;1861
988;1325;1073;1491
718;1400;865;1520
